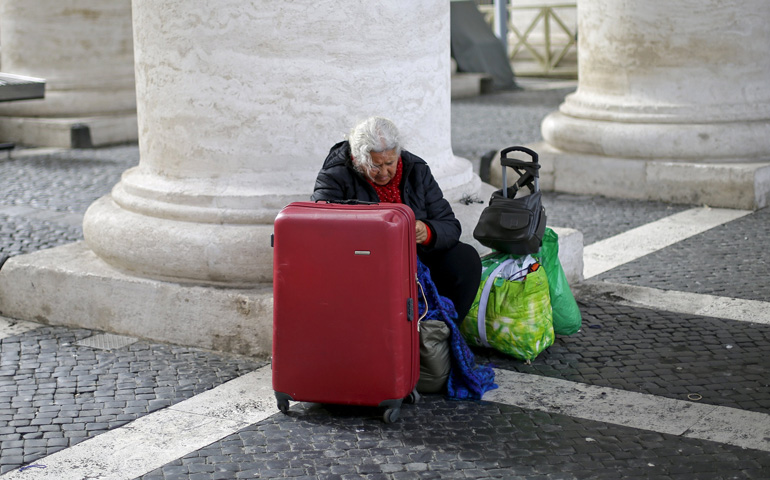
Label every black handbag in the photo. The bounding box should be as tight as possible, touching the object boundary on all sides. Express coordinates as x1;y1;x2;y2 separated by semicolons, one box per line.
473;146;547;255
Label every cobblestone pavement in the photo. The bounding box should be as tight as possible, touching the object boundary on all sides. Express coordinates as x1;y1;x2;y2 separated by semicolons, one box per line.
596;207;770;302
1;80;769;479
0;145;138;261
141;397;769;480
0;327;263;474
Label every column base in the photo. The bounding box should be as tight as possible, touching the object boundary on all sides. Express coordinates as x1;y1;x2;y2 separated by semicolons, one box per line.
83;195;278;286
0;242;273;357
490;141;770;210
432;155;483;203
0;113;138;148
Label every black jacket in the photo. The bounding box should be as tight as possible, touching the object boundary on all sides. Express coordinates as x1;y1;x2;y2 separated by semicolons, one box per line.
311;141;461;251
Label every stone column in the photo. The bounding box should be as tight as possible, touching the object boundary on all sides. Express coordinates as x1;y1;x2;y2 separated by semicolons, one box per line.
83;0;476;287
537;0;770;209
0;0;137;147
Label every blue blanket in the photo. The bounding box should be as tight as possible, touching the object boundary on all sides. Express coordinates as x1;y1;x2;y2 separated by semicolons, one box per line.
417;259;497;400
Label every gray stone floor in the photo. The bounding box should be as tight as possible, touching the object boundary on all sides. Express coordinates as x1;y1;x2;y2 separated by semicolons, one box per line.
475;299;770;414
0;326;264;474
596;207;770;302
140;397;769;480
1;80;769;479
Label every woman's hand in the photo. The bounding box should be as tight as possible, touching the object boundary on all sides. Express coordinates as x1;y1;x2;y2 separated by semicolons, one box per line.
416;220;429;244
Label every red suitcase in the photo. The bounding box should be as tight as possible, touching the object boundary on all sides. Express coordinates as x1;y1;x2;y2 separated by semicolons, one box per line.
272;201;421;423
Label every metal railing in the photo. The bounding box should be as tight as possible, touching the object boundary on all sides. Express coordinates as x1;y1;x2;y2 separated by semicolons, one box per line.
478;2;577;77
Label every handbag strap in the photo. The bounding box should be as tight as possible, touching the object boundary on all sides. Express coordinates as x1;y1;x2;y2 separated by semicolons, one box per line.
477;258;514;348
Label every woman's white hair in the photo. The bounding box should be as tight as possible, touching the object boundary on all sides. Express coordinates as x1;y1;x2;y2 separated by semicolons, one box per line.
348;116;403;176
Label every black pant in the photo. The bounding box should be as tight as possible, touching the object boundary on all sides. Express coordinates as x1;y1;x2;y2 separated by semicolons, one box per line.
418;241;482;322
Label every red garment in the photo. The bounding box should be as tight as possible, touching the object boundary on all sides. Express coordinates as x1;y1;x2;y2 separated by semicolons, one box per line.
421;221;433;245
367;157;403;203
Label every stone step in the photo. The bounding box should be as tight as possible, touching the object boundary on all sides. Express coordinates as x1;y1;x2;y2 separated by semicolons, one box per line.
451;72;494;99
0;113;138;148
0;242;274;357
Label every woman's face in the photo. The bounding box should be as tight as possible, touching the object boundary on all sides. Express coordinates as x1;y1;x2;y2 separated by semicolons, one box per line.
368;149;399;186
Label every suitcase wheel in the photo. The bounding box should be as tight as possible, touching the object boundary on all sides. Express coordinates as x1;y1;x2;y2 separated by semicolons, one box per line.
383;407;400;424
275;392;292;414
405;389;421;405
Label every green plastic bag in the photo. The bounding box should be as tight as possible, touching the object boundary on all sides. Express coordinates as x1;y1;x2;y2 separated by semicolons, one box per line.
461;253;554;361
535;228;582;335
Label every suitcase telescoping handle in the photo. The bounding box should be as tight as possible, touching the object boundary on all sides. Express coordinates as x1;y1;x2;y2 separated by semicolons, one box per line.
500;146;540;198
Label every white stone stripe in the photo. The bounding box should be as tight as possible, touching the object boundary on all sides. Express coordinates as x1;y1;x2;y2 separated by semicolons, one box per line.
574;281;770;325
583;207;751;279
0;316;39;340
485;370;770;452
0;365;277;480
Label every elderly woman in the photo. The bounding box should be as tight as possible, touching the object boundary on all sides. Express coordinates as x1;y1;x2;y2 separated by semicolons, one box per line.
311;116;481;321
